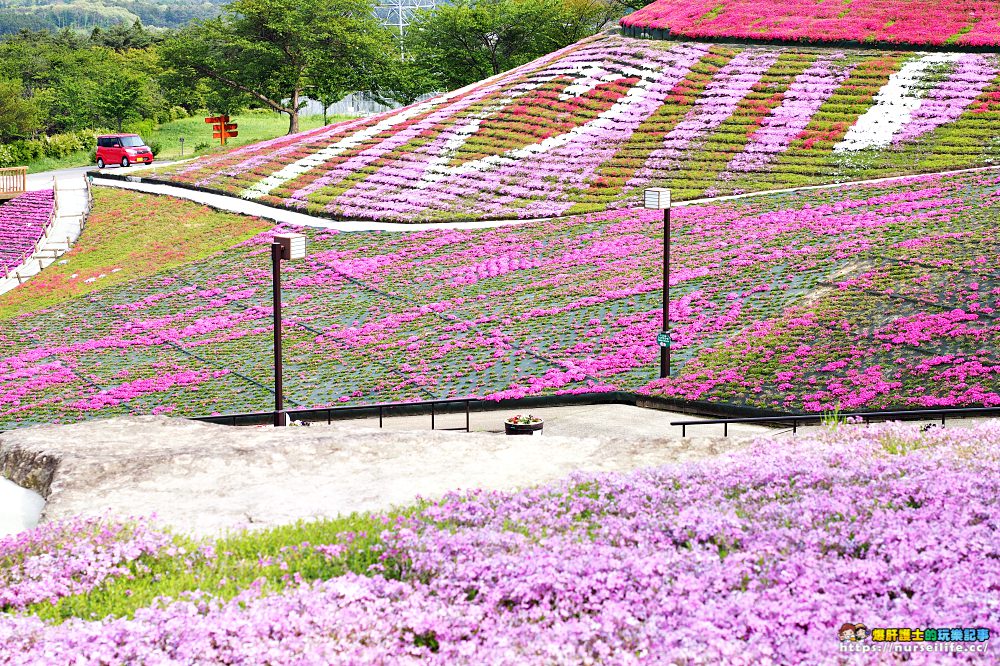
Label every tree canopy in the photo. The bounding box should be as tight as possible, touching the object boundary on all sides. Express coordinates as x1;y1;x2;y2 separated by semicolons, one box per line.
405;0;617;92
0;30;166;137
162;0;393;134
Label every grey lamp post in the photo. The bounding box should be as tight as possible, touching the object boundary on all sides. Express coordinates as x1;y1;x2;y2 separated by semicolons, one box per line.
271;233;307;426
644;188;672;379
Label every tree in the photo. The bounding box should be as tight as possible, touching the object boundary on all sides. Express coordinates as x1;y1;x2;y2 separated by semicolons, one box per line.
91;63;150;131
405;0;617;92
0;77;39;141
90;20;157;51
162;0;391;134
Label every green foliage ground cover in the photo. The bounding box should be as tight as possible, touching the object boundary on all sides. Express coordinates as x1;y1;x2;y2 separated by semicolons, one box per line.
143;112;349;162
13;113;344;172
25;511;404;624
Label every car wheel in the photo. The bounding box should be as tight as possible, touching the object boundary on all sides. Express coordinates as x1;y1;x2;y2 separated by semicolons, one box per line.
121;156;130;168
96;158;105;169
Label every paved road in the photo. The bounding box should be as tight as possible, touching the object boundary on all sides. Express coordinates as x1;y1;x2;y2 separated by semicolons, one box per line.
26;161;179;190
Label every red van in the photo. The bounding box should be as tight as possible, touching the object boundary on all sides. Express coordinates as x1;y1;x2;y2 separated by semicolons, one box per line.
95;134;154;168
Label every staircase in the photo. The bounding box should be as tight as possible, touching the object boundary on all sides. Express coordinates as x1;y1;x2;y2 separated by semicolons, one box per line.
0;176;92;296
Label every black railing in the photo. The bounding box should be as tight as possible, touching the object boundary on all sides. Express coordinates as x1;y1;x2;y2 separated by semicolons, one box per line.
671;406;1000;437
188;395;1000;438
192;396;479;432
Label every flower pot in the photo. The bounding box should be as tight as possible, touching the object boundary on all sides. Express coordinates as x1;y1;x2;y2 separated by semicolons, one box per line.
505;420;543;436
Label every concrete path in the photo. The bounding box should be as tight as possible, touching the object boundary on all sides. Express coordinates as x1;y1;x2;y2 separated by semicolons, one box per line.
1;415;759;538
303;401;997;440
89;162;1000;233
323;402;774;440
0;478;44;538
0;174;91;296
3;408;997;538
24;161;183;190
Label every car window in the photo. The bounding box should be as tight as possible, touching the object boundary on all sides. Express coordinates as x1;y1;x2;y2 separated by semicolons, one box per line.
98;138;109;148
120;136;145;148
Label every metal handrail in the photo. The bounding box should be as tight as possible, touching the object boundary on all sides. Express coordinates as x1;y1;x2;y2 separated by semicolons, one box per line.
192;398;1000;437
671;406;1000;437
192;396;480;432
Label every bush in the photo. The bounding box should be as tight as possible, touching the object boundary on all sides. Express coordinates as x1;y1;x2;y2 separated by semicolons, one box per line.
0;130;99;167
147;141;163;156
167;106;189;122
124;120;156;141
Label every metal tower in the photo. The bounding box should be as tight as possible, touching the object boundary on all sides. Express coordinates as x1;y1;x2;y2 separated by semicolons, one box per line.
374;0;440;40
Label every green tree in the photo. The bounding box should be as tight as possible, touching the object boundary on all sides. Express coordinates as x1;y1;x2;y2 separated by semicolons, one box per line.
91;68;146;131
81;47;166;131
0;77;39;141
90;20;157;51
162;0;390;134
405;0;616;92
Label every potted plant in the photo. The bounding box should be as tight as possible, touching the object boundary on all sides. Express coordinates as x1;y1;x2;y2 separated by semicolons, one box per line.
504;414;543;436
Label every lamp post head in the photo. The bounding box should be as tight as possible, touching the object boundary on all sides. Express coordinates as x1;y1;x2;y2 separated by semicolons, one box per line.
274;233;307;260
643;188;671;210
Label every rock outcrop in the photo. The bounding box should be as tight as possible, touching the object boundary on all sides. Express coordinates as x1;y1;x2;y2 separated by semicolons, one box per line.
0;415;749;537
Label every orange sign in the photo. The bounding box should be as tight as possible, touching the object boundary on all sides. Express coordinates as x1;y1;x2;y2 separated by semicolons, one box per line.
206;115;238;145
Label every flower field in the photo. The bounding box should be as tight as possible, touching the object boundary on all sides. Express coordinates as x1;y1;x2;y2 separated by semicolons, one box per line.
0;187;272;320
621;0;1000;48
0;190;54;277
2;170;999;427
1;422;997;662
152;34;1000;222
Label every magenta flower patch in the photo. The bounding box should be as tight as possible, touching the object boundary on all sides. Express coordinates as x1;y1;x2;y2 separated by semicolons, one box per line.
0;422;997;662
622;0;1000;48
1;170;999;425
0;190;55;275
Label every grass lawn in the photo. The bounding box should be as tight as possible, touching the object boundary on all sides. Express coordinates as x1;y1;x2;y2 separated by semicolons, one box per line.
24;510;402;623
145;112;356;162
0;187;273;320
24;113;357;174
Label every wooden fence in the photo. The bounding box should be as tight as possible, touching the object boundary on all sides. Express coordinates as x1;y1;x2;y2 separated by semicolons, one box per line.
0;166;27;201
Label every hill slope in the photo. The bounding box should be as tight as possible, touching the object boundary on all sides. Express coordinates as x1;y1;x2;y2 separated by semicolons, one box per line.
0;0;221;34
155;33;1000;222
621;0;1000;48
3;169;999;427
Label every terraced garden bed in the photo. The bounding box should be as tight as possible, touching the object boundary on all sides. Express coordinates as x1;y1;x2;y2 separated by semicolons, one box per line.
0;190;54;277
2;171;999;427
151;34;1000;222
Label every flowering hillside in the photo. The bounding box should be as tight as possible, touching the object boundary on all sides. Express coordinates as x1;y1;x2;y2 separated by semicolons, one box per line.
621;0;1000;47
0;187;271;319
1;422;997;662
153;34;1000;222
0;190;54;276
2;171;999;427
